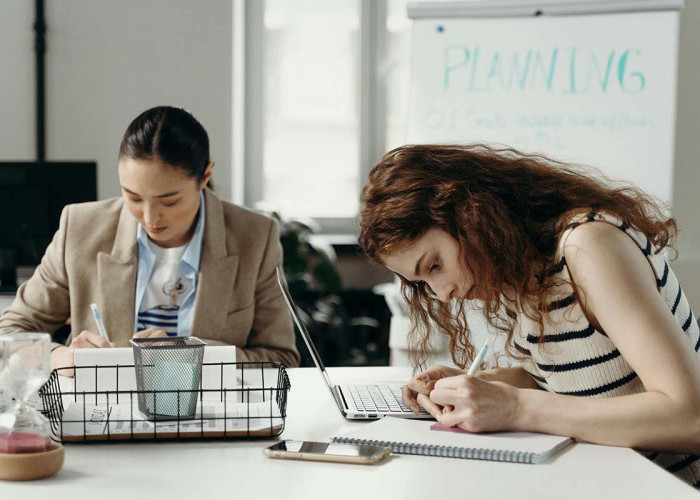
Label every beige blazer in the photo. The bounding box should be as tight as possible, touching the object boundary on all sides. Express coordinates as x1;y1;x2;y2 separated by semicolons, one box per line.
0;189;299;367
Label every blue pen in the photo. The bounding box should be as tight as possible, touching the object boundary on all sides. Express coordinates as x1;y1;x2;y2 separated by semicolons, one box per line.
90;302;111;343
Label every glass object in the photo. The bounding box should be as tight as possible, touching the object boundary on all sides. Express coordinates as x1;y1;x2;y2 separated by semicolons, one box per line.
0;341;10;413
0;333;51;454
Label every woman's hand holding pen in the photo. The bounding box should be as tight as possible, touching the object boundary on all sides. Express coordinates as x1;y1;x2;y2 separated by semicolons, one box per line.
429;375;521;433
402;365;464;419
50;330;115;376
71;330;114;349
402;339;506;426
403;363;523;432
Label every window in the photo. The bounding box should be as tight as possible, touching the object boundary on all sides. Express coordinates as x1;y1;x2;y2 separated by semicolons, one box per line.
234;0;412;233
263;0;359;219
385;0;412;151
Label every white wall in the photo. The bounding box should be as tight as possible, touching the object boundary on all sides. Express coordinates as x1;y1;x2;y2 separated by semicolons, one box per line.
0;2;34;159
0;0;232;201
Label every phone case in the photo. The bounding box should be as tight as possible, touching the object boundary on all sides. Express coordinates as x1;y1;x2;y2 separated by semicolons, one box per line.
264;445;391;465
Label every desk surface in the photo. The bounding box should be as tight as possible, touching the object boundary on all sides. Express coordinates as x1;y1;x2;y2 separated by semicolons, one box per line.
0;367;696;499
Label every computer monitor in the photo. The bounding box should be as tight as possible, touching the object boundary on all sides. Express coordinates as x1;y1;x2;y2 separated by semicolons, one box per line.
0;161;97;289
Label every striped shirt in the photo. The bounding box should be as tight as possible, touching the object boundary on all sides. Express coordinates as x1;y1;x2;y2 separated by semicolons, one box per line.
511;212;700;488
137;305;180;334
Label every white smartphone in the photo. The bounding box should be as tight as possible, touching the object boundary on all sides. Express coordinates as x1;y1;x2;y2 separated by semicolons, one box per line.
264;440;391;465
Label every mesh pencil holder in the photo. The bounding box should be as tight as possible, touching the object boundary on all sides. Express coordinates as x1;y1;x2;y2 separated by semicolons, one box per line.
130;336;207;421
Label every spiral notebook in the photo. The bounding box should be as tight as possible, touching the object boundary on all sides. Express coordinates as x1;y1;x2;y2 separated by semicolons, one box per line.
332;417;574;464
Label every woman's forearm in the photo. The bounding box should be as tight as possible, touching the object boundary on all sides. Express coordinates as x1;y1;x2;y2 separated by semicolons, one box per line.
478;366;541;389
515;387;700;454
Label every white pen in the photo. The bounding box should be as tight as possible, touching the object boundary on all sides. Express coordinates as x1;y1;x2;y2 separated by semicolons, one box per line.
90;302;111;343
467;338;491;376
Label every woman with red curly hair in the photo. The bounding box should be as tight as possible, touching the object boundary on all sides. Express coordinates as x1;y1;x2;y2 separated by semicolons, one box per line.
359;144;700;487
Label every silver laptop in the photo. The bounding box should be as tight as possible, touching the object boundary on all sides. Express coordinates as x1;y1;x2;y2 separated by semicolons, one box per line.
276;267;431;420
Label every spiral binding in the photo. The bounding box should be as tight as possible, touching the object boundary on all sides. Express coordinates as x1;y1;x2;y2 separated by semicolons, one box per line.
332;437;536;464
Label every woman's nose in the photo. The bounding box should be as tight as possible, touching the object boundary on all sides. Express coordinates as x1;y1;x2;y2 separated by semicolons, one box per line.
432;280;455;303
143;203;161;226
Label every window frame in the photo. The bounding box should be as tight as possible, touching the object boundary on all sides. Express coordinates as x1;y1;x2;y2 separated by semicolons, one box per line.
232;0;389;234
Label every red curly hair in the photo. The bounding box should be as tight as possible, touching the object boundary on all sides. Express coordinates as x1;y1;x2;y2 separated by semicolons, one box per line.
358;144;677;370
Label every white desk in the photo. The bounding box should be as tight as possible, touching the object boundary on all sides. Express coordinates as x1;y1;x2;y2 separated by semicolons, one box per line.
0;367;696;499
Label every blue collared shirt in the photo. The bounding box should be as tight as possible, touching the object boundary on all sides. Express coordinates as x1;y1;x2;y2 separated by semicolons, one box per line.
134;191;205;337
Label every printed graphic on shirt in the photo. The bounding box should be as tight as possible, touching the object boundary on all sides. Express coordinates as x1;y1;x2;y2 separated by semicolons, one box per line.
138;245;192;336
164;277;186;307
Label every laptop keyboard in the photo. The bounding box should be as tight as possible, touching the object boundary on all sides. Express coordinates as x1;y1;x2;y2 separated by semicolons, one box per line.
347;384;415;413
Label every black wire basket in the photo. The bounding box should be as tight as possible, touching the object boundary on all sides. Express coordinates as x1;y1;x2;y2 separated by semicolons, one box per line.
39;361;290;443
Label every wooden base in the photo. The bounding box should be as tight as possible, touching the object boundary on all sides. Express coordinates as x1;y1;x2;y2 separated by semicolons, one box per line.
0;442;64;481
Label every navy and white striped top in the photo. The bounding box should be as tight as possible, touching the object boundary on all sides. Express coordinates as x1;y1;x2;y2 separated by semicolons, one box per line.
137;305;180;335
511;212;700;488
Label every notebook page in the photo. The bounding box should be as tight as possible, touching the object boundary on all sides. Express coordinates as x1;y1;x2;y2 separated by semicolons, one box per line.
334;417;573;459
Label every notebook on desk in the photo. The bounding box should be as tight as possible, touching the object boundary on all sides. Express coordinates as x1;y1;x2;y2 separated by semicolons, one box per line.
332;417;574;464
276;267;431;420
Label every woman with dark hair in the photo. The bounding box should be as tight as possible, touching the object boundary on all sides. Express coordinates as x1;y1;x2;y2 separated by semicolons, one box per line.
0;106;299;370
358;144;700;487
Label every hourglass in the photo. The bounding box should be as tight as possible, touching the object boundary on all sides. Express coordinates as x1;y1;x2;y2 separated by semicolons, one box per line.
0;333;51;454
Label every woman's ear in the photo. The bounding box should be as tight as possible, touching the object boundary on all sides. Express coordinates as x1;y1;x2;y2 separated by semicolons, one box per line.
200;162;214;189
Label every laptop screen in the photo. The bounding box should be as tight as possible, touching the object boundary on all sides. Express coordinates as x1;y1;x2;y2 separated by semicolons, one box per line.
276;267;328;373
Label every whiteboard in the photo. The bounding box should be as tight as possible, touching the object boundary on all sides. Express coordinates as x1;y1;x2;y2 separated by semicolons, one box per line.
407;8;680;203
